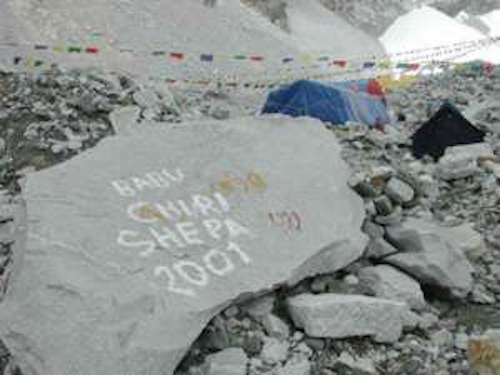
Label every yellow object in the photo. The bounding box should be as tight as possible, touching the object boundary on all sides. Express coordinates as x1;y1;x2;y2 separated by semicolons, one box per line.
377;74;418;91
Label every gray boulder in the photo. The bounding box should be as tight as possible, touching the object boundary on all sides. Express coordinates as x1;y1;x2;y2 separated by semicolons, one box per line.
385;220;474;298
109;106;141;135
436;143;493;180
358;265;426;311
0;116;366;375
287;293;414;343
365;237;399;259
385;177;415;204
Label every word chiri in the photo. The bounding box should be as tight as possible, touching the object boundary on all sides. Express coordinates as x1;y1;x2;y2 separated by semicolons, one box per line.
117;192;251;257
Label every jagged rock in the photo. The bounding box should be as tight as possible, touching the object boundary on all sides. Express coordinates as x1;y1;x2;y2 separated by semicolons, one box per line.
471;283;495;305
361;220;385;239
287;294;413;343
385;220;474;298
385;177;415;204
0;222;15;246
400;219;485;260
109;106;141;135
358;265;426;311
262;314;290;340
240;292;276;322
336;351;377;375
374;205;403;226
206;348;247;375
304;338;325;352
0;138;5;156
209;106;231;120
260;337;288;364
482;160;500;178
454;333;469;350
430;329;453;348
0;116;366;375
349;173;378;198
373;195;394;216
436;143;493;181
275;356;311;375
343;274;359;286
365;238;399;259
133;88;161;108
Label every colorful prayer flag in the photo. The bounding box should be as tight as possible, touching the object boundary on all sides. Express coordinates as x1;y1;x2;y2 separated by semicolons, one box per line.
85;47;99;54
200;54;214;62
34;45;49;50
169;52;185;60
282;57;294;64
67;46;82;53
250;56;264;62
233;55;246;60
332;60;347;68
152;51;166;56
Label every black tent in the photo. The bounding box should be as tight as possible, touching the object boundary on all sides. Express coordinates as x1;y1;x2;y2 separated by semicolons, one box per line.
411;102;485;160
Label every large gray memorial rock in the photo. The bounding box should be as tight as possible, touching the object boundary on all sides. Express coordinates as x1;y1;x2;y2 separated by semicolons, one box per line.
0;116;366;375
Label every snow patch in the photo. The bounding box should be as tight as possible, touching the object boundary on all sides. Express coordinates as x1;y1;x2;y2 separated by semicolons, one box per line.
381;5;500;64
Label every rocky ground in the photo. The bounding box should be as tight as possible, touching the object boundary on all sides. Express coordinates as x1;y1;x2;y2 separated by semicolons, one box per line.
0;63;500;374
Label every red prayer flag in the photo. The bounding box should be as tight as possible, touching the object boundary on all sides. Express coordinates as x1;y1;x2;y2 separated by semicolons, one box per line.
332;60;347;68
85;47;99;54
250;56;264;62
169;52;185;60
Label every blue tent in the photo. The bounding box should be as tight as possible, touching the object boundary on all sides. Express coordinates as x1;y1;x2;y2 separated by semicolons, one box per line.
261;80;391;126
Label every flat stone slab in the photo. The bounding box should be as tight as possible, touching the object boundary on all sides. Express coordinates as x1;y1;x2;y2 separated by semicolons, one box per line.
385;218;474;298
358;265;426;311
287;293;413;343
0;116;366;375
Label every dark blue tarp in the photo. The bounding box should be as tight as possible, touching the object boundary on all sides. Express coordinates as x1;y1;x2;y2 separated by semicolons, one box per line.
261;80;391;126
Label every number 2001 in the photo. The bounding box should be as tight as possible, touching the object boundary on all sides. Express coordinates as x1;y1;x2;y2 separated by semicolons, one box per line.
153;242;251;297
